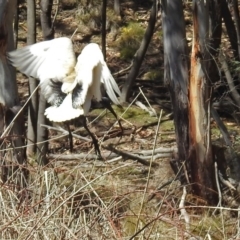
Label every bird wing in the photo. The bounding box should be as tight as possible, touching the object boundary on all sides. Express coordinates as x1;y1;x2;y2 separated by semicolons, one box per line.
74;43;102;106
8;37;77;84
101;61;121;105
75;43;121;106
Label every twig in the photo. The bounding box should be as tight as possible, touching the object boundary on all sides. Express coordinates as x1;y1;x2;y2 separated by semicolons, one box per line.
113;60;133;76
218;172;236;191
1;85;40;138
179;186;190;236
135;109;162;233
139;87;157;117
41;124;91;142
23;163;134;239
71;28;78;39
213;162;225;239
135;101;156;117
51;0;59;28
148;176;181;202
212;162;222;216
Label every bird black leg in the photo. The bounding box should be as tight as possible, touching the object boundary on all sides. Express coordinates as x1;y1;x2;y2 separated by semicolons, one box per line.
100;97;123;134
66;122;73;152
79;115;102;159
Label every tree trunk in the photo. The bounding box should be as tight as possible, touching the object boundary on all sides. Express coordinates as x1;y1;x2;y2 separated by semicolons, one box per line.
37;95;48;165
110;0;121;35
209;0;222;57
13;0;19;48
188;0;217;204
0;0;27;186
40;0;54;40
231;0;240;60
37;0;54;165
102;0;107;60
27;0;38;157
114;0;120;16
120;0;157;102
222;0;239;60
0;0;18;107
162;0;189;183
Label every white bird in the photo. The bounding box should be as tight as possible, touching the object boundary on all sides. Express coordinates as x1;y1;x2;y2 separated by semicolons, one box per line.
8;37;122;156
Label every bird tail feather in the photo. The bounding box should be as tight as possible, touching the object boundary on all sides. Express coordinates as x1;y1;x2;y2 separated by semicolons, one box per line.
44;93;83;122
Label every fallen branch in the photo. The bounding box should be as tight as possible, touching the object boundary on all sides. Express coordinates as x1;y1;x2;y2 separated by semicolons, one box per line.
133;146;177;155
102;144;159;167
49;146;177;162
48;152;119;161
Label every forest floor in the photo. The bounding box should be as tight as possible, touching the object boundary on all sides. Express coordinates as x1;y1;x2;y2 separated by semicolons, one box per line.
2;1;240;239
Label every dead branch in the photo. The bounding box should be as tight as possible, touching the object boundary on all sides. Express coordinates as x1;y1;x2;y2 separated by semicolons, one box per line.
102;144;159;167
49;152;119;161
49;146;176;162
218;172;236;191
180;186;190;236
132;146;177;155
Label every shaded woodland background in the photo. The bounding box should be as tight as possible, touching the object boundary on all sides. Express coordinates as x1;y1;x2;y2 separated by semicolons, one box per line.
0;0;240;239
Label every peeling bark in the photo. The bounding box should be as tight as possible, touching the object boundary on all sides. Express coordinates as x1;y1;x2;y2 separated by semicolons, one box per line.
188;0;217;204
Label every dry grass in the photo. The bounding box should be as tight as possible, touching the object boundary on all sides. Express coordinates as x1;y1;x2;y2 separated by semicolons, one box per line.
1;95;240;239
0;158;240;239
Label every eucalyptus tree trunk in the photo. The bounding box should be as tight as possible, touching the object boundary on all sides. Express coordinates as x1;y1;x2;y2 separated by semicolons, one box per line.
121;0;157;102
110;0;121;36
0;0;27;185
162;0;217;204
40;0;54;40
102;0;107;60
27;0;38;157
37;0;54;165
188;0;216;204
231;0;240;60
114;0;120;16
0;0;18;107
222;0;239;60
162;0;189;182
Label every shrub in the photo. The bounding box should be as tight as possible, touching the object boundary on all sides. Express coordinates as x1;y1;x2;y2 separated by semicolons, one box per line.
116;22;145;60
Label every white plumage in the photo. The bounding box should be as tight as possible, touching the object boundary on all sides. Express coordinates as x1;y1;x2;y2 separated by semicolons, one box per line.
8;37;121;122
